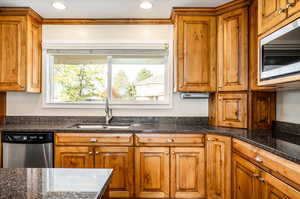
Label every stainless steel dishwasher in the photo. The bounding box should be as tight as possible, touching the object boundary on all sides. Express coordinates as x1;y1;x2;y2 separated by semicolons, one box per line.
2;132;53;168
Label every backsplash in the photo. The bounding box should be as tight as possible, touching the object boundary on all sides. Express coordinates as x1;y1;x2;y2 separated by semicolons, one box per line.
5;116;209;126
277;90;300;124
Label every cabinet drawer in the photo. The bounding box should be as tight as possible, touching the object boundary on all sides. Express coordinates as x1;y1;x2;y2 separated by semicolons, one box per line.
135;134;205;146
55;133;133;146
233;138;300;188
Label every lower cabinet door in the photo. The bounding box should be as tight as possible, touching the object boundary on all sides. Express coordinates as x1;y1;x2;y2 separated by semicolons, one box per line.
94;147;134;198
232;154;263;199
206;135;232;199
135;147;170;198
55;146;94;168
170;147;205;198
262;171;300;199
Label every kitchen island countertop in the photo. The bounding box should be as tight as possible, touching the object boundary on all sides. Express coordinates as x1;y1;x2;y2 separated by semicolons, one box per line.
0;168;113;199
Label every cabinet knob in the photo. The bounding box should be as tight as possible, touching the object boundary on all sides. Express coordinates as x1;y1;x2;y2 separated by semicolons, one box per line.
286;2;296;8
167;139;174;143
258;177;265;182
252;173;259;178
90;138;97;143
278;8;287;14
255;156;263;163
89;152;93;155
95;152;100;155
171;152;175;155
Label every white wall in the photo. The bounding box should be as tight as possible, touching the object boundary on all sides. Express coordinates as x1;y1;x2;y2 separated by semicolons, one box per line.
277;90;300;124
6;25;208;117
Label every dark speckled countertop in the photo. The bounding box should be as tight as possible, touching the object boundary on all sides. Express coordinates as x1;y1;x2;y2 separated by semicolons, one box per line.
0;168;113;199
1;116;300;164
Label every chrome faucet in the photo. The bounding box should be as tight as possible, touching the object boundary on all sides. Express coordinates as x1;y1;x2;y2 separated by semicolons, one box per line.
105;98;113;125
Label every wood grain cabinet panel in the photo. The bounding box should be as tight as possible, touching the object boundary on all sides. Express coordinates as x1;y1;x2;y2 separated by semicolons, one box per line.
94;147;134;198
0;16;26;91
217;93;248;128
232;154;263;199
170;147;205;198
206;135;231;199
287;0;300;17
175;15;216;92
258;0;287;35
55;146;94;168
27;17;42;92
135;147;170;198
0;9;42;92
217;8;248;91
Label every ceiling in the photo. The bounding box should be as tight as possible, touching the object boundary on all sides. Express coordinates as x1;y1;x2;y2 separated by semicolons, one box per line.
0;0;234;19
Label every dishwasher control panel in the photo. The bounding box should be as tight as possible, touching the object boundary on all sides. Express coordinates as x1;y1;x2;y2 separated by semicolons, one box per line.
3;132;53;144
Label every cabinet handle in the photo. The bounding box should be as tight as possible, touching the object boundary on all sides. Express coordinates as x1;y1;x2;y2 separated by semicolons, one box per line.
167;139;174;143
255;156;263;163
252;173;259;177
278;8;287;14
89;152;93;155
95;152;100;155
286;2;296;8
171;152;175;155
89;138;97;143
207;138;216;141
258;177;265;182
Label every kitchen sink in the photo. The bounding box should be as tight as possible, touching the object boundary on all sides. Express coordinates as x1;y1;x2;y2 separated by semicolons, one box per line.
72;123;132;130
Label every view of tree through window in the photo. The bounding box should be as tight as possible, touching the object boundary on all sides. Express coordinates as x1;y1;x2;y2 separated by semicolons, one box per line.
50;54;167;104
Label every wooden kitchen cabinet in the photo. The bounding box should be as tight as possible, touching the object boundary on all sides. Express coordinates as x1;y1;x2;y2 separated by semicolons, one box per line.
174;15;217;92
217;7;248;91
206;135;232;199
233;153;300;199
217;93;248;128
258;0;287;35
170;147;205;198
0;8;42;92
55;146;94;168
94;147;134;198
135;147;170;198
287;0;300;17
232;154;263;199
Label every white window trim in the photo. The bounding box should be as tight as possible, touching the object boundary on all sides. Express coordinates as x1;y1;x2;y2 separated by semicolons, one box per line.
42;42;173;109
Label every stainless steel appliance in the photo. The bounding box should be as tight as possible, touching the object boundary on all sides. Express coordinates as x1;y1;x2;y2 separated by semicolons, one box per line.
260;17;300;81
2;132;53;168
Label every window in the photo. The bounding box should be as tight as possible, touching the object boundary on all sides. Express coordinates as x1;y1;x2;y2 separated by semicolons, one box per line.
44;44;171;108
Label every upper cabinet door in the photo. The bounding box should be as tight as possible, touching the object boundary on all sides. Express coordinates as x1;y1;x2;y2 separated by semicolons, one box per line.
176;16;216;92
0;16;26;91
27;17;42;93
217;8;248;91
258;0;287;35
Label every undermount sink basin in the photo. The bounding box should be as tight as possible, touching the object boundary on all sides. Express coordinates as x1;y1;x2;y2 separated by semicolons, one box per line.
73;123;131;130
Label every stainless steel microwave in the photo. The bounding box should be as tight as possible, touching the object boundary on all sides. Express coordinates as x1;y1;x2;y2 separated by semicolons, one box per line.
260;17;300;82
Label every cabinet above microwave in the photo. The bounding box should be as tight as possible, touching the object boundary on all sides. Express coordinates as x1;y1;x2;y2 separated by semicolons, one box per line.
258;17;300;86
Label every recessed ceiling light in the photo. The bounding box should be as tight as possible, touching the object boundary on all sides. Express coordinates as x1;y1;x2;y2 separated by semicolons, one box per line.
52;1;66;10
140;0;153;9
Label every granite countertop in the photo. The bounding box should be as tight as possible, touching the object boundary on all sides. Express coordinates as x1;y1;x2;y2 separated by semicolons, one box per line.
0;168;113;199
0;117;299;164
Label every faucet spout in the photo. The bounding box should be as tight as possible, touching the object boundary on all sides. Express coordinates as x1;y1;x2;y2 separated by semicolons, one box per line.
105;98;113;125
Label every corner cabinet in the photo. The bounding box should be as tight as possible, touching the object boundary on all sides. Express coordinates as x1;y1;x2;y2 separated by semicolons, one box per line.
217;7;248;91
174;14;217;92
0;9;42;92
206;135;232;199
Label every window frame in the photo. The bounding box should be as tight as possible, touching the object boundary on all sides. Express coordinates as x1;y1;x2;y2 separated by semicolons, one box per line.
43;43;173;109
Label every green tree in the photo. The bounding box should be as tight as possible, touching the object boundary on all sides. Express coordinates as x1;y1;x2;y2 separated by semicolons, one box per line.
136;68;153;82
54;64;105;102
